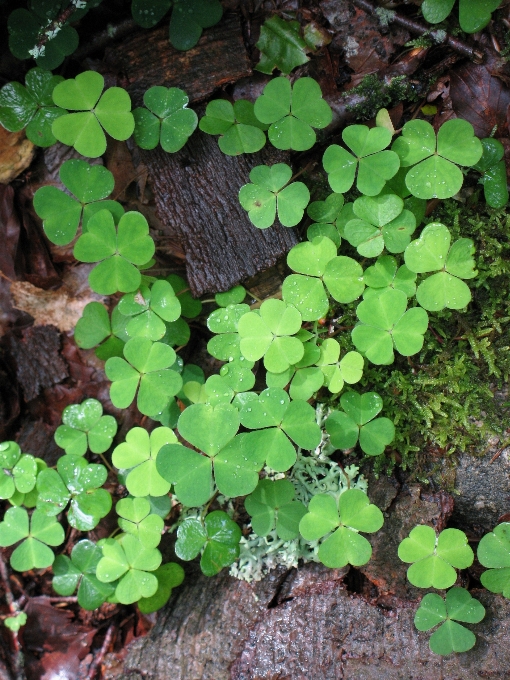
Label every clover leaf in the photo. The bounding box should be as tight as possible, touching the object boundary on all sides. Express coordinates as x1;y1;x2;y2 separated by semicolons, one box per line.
52;539;115;610
33;159;124;246
415;588;485;655
116;497;164;549
286;342;324;400
299;489;384;568
105;338;182;416
326;391;394;456
169;0;223;51
238;163;310;228
323;125;400;196
54;398;117;456
165;274;202;318
36;455;111;530
344;193;416;257
215;285;246;307
0;507;64;572
245;478;306;541
306;193;344;246
131;0;172;28
473;138;509;209
398;526;474;588
392;119;482;199
112;427;177;497
283;236;365;321
74;302;127;361
207;303;250;361
219;356;256;392
254;77;332;151
52;71;135;158
351;288;429;364
96;534;162;605
199;99;268;155
421;0;500;33
237;299;304;373
404;222;477;311
255;15;310;75
238;388;321;470
118;280;181;341
316;340;364;394
175;510;241;576
137;562;184;614
363;255;416;300
0;442;37;500
477;522;510;598
74;210;155;295
0;68;65;146
133;86;197;152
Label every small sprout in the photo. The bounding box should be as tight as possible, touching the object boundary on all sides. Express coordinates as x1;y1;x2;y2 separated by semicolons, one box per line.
4;612;27;631
392;119;482;199
199;100;268;155
404;222;476;311
351;288;429;364
363;255;416;300
326;391;394;456
255;16;310;75
52;539;115;610
73;209;155;295
175;510;241;576
0;507;64;572
238;163;310;228
415;588;485;655
473;138;509;209
323;125;400;196
398;525;474;588
74;302;127;361
254;77;332;151
54;398;117;456
299;488;384;568
245;478;307;541
51;71;135;158
477;522;510;598
116;497;164;549
137;562;184;614
118;280;182;341
0;442;37;500
105;337;182;416
133;86;197;152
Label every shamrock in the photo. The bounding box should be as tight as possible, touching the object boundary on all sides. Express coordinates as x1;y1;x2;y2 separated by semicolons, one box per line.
156;404;263;505
351;288;429;365
52;539;115;610
116;497;164;549
0;507;64;572
164;274;202;318
398;526;474;588
363;255;416;300
105;337;182;417
96;534;162;605
282;236;365;321
118;280;181;341
175;510;241;576
36;455;111;531
133;86;197;152
392;119;482;199
215;285;247;308
51;71;135;158
168;0;223;51
306;192;344;246
323;125;400;196
473;138;509;209
285;342;324;401
199;100;268;155
0;441;37;500
238;388;322;470
54;398;117;457
207;303;250;361
238;163;310;228
344;193;416;257
74;209;155;295
9;458;47;509
299;489;384;568
33;159;124;246
244;478;306;541
137;562;184;614
255;15;310;75
183;374;234;407
316;339;364;394
236;298;304;373
477;522;510;598
0;68;65;146
112;427;177;497
326;391;394;456
74;302;127;361
218;356;256;393
404;222;476;311
421;0;500;33
253;77;332;151
415;588;485;655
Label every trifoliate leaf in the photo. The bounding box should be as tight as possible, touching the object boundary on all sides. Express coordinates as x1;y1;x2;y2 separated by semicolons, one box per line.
133;86;197;152
54;398;117;456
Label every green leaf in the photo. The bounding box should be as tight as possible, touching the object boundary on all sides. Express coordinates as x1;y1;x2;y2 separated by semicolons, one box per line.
116;497;164;549
54;398;117;456
133;86;197;152
245;478;306;540
474;139;508;208
168;0;223;51
5;613;27;631
0;508;64;572
132;0;171;27
215;285;246;307
119;280;181;341
137;562;185;614
201;511;241;576
199;100;266;155
156;443;213;506
478;523;510;598
177;403;240;456
255;16;310;75
458;0;501;33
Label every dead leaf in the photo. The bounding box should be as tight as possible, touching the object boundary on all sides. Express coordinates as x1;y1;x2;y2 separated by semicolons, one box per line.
0;128;35;184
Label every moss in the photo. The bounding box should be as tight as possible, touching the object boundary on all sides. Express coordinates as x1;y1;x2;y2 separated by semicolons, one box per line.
345;74;415;121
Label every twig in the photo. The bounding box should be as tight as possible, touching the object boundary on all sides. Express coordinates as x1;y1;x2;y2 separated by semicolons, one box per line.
0;553;26;680
86;621;116;680
352;0;484;63
34;2;82;54
489;439;510;464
